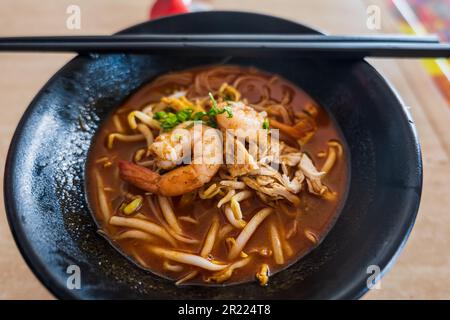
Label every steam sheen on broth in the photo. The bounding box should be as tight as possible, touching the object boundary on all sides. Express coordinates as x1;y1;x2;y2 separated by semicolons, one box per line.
86;65;348;286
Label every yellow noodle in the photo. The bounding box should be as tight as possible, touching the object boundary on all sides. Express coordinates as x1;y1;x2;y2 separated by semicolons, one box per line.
328;140;343;157
107;133;144;149
321;146;337;174
134;148;146;162
113;114;125;133
267;104;292;125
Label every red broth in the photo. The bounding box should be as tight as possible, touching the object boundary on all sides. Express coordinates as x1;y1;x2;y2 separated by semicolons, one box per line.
86;65;348;285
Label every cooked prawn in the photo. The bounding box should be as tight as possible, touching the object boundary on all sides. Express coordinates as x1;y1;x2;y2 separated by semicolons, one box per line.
119;123;223;196
150;122;222;169
119;161;221;197
216;101;267;137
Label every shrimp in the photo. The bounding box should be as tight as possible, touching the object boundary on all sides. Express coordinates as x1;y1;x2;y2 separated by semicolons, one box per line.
119;123;223;196
119;161;221;196
216;101;266;138
149;122;194;170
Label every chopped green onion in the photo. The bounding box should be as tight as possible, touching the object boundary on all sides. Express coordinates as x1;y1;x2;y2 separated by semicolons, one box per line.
154;92;234;130
223;105;233;118
263;118;270;129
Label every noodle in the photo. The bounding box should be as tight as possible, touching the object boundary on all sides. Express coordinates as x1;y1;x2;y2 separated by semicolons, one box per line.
130;248;149;268
205;257;251;283
107;133;145;149
217;224;234;242
148;196;199;244
328;140;343;157
178;216;198;224
200;215;220;257
269;222;284;265
134;148;146;162
88;65;346;286
163;260;184;272
128;110;160;130
217;189;236;208
157;196;183;235
223;204;246;229
95;171;111;222
232;190;252;202
175;271;198;286
228;208;273;259
109;216;177;247
147;246;228;271
219;180;246;189
113;114;125;133
230;198;243;220
304;229;319;244
136;124;154;150
115;230;157;243
321;146;337;174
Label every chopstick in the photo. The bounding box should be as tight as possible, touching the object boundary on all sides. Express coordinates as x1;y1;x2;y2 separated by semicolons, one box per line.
0;34;441;43
0;34;449;58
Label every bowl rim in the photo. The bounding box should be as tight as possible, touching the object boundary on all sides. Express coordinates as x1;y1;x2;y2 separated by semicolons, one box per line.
3;10;422;300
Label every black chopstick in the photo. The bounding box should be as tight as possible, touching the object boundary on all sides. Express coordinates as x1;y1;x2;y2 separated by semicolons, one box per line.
0;34;441;43
0;34;449;58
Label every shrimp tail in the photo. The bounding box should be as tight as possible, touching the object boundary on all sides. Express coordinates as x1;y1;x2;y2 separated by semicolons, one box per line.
118;160;160;193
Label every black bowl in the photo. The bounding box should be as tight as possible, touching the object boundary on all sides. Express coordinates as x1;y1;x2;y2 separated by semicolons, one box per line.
4;11;422;299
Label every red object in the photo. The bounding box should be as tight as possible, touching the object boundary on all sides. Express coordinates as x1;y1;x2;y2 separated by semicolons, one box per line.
150;0;189;20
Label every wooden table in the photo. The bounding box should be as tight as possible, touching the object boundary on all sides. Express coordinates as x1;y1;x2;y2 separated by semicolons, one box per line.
1;0;449;299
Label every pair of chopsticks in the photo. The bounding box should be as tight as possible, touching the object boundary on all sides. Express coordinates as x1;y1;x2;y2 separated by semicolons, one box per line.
0;34;449;58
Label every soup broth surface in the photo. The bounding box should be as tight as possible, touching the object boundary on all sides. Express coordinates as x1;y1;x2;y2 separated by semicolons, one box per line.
86;65;348;285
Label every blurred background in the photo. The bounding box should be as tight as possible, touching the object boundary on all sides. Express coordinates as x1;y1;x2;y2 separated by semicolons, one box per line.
0;0;449;299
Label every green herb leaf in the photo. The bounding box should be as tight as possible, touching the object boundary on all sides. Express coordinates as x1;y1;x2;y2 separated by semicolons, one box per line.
263;118;270;130
154;92;235;131
223;105;233;118
192;111;208;121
